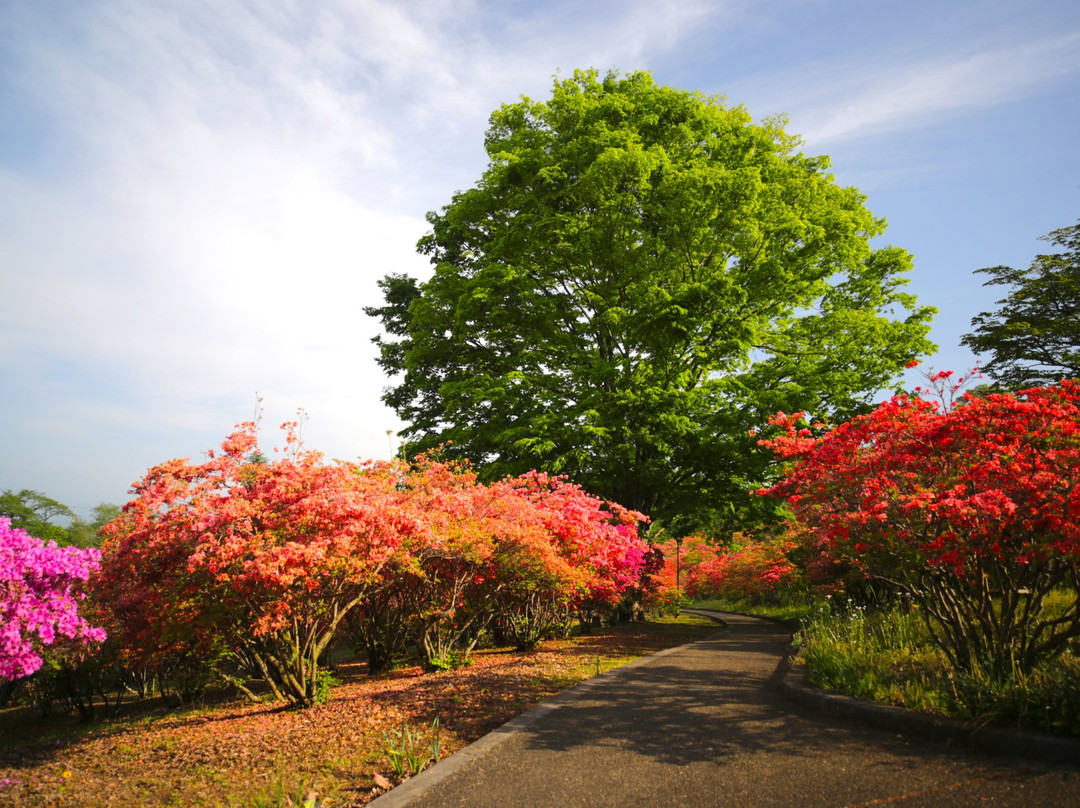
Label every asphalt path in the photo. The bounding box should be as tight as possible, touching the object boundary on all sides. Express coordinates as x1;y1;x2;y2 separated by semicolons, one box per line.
371;612;1080;807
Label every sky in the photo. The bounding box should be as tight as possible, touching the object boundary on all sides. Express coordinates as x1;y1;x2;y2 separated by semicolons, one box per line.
1;0;1078;519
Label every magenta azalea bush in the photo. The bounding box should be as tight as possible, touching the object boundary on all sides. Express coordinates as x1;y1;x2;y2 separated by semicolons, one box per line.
0;516;106;681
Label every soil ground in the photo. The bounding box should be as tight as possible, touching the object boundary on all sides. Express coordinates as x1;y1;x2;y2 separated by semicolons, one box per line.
0;614;719;806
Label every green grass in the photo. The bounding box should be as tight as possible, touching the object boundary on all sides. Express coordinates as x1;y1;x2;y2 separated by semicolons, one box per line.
795;602;1080;736
690;597;812;624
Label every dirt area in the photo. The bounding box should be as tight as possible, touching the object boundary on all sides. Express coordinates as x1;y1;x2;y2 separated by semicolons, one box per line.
0;615;719;806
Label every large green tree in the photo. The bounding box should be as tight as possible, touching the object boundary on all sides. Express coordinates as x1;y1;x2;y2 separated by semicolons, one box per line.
961;220;1080;390
368;70;935;533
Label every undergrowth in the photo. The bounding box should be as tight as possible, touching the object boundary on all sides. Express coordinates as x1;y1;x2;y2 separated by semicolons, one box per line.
690;597;811;624
795;602;1080;736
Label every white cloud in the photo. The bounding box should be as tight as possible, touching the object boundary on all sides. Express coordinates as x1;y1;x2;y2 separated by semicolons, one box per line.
769;31;1080;147
0;0;746;506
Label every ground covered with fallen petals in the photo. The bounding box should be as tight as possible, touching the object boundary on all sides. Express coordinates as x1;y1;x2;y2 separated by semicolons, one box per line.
0;614;720;806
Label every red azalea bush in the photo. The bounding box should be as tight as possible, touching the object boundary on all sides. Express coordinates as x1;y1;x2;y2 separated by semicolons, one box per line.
640;536;711;615
687;536;800;604
507;471;648;620
638;533;800;609
759;376;1080;676
95;425;650;705
98;421;416;706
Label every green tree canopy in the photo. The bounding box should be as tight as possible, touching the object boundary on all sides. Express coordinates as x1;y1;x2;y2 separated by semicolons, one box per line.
67;502;122;548
0;489;118;547
367;70;935;534
0;489;72;544
961;219;1080;390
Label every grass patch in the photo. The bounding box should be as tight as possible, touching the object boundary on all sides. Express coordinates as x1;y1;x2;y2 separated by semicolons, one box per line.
796;603;1080;736
690;597;811;624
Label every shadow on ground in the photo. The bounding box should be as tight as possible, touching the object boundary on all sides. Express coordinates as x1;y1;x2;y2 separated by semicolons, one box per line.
403;615;1080;808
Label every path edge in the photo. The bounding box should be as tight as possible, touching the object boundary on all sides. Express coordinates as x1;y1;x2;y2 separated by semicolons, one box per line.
692;607;1080;768
778;662;1080;767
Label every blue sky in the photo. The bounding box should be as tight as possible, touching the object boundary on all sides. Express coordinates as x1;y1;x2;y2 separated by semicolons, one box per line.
1;0;1078;518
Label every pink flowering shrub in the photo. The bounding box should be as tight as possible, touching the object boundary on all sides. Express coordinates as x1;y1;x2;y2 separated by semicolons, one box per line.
507;472;649;606
0;517;106;681
506;471;649;621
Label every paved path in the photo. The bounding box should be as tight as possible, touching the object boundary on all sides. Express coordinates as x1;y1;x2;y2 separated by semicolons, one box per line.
372;612;1080;807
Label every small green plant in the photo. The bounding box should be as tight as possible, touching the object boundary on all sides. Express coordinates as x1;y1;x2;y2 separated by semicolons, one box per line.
240;754;337;808
382;718;442;779
797;601;1080;736
949;655;1080;735
312;671;338;706
427;651;472;672
244;773;325;807
429;717;441;764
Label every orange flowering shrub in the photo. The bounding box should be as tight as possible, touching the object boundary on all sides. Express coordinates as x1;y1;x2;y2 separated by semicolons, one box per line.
96;426;650;703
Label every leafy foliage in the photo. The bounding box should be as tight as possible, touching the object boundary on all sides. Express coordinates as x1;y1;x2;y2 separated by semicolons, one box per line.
66;503;122;549
0;490;119;548
0;489;73;545
962;220;1080;389
760;374;1080;677
367;69;935;534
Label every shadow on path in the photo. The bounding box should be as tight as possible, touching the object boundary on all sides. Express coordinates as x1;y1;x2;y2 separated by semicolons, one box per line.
380;613;1080;808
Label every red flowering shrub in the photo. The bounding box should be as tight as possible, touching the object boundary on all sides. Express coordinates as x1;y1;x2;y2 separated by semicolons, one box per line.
641;535;708;613
507;472;648;618
98;422;416;706
687;537;800;604
760;377;1080;676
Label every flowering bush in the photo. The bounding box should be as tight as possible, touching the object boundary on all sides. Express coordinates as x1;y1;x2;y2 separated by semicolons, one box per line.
507;472;648;609
98;428;650;700
687;537;800;604
504;471;649;635
0;517;105;681
640;536;710;613
98;422;417;706
361;462;650;663
384;457;540;667
759;376;1080;676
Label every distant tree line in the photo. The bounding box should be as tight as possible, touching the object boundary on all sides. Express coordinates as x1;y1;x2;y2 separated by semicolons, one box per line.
0;489;119;548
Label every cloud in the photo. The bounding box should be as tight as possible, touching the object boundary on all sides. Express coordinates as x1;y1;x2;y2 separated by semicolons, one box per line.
725;28;1080;147
0;3;453;480
0;0;745;506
